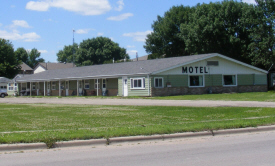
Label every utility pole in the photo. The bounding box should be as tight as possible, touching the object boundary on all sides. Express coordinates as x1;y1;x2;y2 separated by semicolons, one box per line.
73;29;75;66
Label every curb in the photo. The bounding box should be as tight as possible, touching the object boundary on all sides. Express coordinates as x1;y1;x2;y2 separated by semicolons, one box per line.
1;125;275;152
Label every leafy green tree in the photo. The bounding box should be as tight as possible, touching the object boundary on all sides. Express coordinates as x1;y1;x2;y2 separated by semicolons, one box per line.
248;0;275;69
14;47;29;65
57;43;78;63
0;38;20;78
57;37;129;66
144;5;194;58
28;48;45;68
180;1;254;64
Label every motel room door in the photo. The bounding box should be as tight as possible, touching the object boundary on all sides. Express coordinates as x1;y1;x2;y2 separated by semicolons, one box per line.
122;76;128;97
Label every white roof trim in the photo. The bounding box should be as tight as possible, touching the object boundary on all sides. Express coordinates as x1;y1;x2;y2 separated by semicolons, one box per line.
152;53;268;74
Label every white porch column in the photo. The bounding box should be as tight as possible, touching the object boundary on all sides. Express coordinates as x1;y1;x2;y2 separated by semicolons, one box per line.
97;79;99;96
44;81;45;96
59;80;61;96
147;75;150;96
77;80;79;96
30;82;31;97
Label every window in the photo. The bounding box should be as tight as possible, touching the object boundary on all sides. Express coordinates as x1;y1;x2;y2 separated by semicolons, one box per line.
154;77;163;88
32;83;36;90
84;80;90;89
94;80;100;89
8;83;13;91
52;82;56;90
207;61;219;66
223;75;236;86
102;79;106;89
47;82;50;90
131;78;145;89
14;83;17;91
189;75;204;87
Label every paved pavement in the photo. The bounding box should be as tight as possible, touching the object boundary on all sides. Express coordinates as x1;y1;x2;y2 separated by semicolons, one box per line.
1;97;275;107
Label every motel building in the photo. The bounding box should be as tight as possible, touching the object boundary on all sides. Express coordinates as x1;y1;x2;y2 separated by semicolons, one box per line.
16;53;268;97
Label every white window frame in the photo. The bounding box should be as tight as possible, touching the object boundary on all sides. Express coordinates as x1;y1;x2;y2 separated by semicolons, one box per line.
84;80;90;89
52;82;56;90
14;83;17;91
102;79;106;89
94;80;100;89
189;75;204;87
8;83;13;91
32;83;36;90
130;77;145;89
223;75;237;86
154;77;164;88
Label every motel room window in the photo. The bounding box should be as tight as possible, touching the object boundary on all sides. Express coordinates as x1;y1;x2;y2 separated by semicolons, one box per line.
189;75;204;87
154;77;163;88
52;82;56;90
223;75;237;86
32;83;36;90
102;79;106;89
130;78;145;89
14;83;17;91
94;80;100;89
84;80;90;89
8;83;13;91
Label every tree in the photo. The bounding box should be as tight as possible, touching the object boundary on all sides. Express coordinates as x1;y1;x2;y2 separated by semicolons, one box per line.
28;48;45;68
180;1;255;64
248;0;275;69
0;38;20;78
57;37;129;66
14;47;29;65
57;43;78;63
144;5;194;58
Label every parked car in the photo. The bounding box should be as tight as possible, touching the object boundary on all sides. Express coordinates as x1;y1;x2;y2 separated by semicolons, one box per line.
0;89;8;98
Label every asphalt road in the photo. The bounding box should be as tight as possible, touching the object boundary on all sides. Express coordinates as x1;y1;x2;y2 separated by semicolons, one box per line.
1;131;275;166
1;97;275;107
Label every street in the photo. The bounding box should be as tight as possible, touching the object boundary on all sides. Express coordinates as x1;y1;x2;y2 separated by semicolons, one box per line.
1;131;275;166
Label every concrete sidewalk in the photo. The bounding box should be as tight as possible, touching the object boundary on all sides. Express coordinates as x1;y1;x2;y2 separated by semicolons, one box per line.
1;125;275;152
1;97;275;107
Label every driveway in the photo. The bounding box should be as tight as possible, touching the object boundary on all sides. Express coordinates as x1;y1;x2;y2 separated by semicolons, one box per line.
1;97;275;107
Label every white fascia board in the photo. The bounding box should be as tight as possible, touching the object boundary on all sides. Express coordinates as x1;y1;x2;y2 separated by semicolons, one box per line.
151;54;217;75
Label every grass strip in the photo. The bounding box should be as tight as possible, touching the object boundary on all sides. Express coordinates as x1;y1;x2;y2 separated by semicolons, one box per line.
0;103;275;144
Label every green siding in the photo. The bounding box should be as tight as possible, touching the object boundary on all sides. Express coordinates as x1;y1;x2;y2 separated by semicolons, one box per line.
254;74;267;85
70;80;77;89
205;74;222;86
152;75;188;87
107;78;118;89
118;78;122;96
238;74;253;85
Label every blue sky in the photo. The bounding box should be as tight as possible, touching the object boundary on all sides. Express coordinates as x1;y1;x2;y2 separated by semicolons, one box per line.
0;0;256;62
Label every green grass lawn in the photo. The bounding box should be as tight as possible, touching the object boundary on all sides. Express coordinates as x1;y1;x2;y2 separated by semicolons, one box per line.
1;103;275;145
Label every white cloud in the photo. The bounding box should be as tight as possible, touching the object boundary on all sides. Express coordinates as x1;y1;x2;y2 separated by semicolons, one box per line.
127;45;135;48
0;30;40;42
242;0;256;4
127;50;138;56
26;1;50;11
26;0;112;15
114;0;124;11
97;32;104;36
107;13;133;21
123;30;152;42
0;23;2;27
75;29;94;34
12;20;31;28
38;50;48;53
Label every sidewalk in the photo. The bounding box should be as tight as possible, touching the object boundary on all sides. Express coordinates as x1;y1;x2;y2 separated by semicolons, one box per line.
1;125;275;152
1;97;275;107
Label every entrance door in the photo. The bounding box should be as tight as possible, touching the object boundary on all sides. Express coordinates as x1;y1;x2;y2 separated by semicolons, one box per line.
65;81;69;96
47;82;50;96
102;79;106;95
122;77;128;97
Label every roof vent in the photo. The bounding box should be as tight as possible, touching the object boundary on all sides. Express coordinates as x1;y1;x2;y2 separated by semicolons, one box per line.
207;61;219;66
